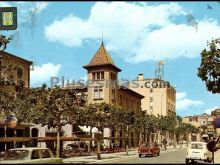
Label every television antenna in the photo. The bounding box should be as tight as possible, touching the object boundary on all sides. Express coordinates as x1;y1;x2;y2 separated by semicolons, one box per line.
155;60;165;80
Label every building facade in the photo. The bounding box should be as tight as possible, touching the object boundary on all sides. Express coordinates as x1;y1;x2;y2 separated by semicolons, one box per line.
129;74;176;116
0;51;33;89
183;113;215;142
0;51;33;153
83;42;144;147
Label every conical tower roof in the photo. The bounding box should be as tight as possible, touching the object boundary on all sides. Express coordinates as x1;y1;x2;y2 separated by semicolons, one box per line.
83;42;121;72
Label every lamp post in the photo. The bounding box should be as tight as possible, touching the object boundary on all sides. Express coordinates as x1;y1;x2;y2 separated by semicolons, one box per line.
160;88;167;145
4;124;6;152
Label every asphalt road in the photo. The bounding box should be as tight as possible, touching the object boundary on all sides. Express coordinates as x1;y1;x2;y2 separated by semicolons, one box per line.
102;148;188;164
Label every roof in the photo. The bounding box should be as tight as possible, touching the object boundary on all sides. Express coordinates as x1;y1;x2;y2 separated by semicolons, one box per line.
83;42;121;72
0;51;33;65
119;86;145;99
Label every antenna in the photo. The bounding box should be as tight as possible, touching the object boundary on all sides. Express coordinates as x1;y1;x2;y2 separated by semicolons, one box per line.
102;27;103;44
155;60;165;79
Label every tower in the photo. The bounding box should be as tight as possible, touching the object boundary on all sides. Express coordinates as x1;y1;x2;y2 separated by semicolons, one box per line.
83;42;121;105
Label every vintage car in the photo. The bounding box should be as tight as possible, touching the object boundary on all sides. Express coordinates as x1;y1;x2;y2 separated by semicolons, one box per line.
0;147;63;164
186;141;212;164
138;143;160;157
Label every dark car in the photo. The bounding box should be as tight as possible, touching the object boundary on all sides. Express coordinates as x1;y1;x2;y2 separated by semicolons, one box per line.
138;143;160;157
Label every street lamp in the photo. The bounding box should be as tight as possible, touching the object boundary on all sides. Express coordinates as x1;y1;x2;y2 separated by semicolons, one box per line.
126;111;134;156
159;88;167;145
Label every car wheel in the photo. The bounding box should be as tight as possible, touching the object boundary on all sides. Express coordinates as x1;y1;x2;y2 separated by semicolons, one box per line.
139;154;142;158
185;158;189;164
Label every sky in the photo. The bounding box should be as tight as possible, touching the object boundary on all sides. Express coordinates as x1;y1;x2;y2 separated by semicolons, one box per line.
1;1;220;117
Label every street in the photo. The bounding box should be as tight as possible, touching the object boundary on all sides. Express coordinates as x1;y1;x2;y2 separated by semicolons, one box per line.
101;149;187;164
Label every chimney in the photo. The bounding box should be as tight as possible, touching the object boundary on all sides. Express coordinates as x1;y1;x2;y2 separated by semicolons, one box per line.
137;73;144;81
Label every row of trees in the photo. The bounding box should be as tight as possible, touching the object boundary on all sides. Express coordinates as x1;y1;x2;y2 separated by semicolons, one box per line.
134;112;199;146
0;82;199;159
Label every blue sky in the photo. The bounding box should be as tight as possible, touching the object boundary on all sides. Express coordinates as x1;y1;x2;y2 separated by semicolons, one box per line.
1;1;220;117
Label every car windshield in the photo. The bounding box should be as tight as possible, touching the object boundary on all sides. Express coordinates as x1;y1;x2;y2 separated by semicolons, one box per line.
191;143;204;149
3;150;29;160
140;143;152;147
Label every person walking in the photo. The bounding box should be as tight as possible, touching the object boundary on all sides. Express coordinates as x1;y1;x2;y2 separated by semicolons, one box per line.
162;138;167;150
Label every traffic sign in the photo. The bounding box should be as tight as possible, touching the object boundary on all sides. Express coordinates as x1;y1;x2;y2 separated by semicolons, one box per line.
207;140;218;152
0;7;17;30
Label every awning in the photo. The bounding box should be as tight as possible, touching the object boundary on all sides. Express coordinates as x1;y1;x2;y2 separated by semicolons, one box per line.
78;126;101;134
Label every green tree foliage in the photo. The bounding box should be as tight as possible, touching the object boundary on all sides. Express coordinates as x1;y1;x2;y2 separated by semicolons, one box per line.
198;38;220;93
0;34;13;51
0;81;32;123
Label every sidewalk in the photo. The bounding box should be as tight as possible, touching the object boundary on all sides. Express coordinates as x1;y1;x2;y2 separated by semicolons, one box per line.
63;144;187;164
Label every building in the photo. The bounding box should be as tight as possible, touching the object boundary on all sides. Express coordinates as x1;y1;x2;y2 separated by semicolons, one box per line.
211;108;220;138
83;42;144;147
129;73;176;116
128;73;176;144
23;43;143;152
0;51;33;89
211;108;220;117
0;51;33;153
182;113;215;142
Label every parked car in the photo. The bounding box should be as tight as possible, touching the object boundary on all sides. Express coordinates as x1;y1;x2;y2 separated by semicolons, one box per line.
185;141;212;164
138;143;160;157
0;147;63;164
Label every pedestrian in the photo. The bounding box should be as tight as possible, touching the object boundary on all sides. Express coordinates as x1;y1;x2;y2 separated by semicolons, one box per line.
162;138;167;150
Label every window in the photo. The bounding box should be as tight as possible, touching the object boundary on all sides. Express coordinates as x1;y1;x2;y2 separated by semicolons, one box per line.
112;88;116;100
92;71;105;80
101;72;104;79
92;72;95;80
16;67;23;79
31;150;40;160
41;150;51;158
119;95;122;105
94;86;103;99
111;72;117;80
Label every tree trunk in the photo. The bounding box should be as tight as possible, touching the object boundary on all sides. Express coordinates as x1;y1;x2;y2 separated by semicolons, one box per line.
56;125;61;158
143;127;146;143
97;138;101;160
88;127;92;154
97;122;101;160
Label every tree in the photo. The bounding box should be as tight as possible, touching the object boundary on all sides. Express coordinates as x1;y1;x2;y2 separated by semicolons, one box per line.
84;103;112;160
134;114;159;144
28;85;83;158
0;81;31;123
0;34;13;51
198;38;220;93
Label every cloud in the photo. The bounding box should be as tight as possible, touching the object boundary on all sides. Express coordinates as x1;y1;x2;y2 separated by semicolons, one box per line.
176;92;204;110
32;2;48;13
44;2;220;63
0;2;11;7
30;63;61;87
204;106;218;115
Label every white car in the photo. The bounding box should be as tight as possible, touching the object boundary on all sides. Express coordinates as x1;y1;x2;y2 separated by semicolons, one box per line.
186;141;212;164
0;147;63;164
